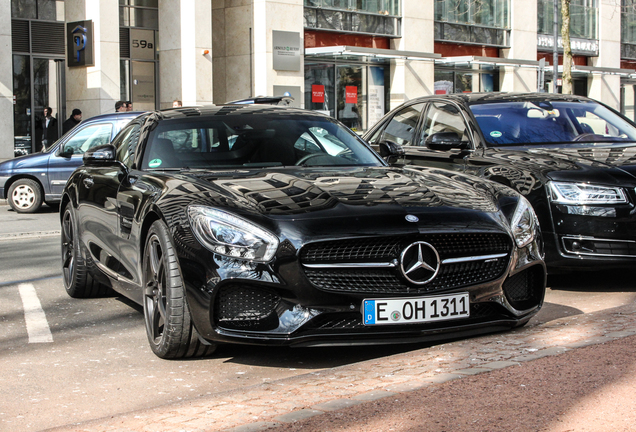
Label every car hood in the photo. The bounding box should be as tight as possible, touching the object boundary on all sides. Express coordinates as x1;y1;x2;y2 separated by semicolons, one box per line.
482;143;636;188
0;150;51;172
168;166;515;239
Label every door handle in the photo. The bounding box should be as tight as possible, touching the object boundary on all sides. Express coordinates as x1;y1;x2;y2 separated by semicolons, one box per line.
83;176;94;188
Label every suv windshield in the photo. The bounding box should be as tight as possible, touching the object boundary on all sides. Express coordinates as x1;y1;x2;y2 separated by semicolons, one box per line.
470;100;636;147
142;114;382;170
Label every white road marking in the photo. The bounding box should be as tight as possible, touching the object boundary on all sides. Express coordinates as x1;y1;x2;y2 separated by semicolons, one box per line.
18;283;53;343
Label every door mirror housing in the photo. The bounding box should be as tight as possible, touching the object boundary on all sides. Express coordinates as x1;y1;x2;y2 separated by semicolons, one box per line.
83;144;117;166
425;132;469;151
378;140;405;165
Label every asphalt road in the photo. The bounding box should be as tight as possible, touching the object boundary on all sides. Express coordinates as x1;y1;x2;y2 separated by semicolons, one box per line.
1;205;635;431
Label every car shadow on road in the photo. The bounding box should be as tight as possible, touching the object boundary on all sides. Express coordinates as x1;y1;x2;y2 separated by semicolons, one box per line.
548;269;636;292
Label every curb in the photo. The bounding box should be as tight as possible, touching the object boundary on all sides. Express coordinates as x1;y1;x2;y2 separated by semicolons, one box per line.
45;301;636;432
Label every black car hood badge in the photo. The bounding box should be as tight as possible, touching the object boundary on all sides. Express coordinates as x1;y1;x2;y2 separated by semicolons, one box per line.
400;241;440;285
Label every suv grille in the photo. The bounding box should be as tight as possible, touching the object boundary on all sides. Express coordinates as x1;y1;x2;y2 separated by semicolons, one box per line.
301;233;511;295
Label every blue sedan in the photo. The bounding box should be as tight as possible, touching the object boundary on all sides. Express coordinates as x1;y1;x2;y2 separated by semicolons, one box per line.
0;112;141;213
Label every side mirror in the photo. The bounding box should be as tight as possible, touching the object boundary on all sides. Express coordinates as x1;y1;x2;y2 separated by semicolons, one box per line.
83;144;117;166
378;140;405;165
59;146;74;158
425;132;469;151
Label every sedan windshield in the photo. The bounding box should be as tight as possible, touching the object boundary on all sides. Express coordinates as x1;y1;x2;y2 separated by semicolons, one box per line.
469;100;636;147
142;114;382;170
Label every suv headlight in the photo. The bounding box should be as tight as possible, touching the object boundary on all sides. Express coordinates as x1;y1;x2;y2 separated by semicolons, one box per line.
187;205;279;262
510;196;538;248
548;181;627;205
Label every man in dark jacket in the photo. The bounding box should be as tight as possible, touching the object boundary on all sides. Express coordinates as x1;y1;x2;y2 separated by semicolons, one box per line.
63;109;82;134
35;107;59;151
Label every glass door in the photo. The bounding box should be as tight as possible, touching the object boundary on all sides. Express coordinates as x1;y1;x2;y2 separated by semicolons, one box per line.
13;56;64;154
33;58;64;152
13;55;32;156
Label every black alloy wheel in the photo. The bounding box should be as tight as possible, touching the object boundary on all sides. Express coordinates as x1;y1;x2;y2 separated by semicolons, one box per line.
61;203;111;298
143;220;216;359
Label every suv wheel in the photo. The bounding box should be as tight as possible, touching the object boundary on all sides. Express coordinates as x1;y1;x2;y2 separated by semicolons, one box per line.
8;179;43;213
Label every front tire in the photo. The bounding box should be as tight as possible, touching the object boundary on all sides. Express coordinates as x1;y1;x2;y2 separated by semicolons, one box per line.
61;203;111;298
143;220;216;359
8;179;43;213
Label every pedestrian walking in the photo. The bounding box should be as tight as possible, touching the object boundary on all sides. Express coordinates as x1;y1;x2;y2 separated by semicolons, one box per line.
62;109;82;134
115;100;127;112
172;100;182;107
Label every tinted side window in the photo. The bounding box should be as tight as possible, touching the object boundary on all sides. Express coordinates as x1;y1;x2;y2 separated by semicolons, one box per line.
62;124;113;155
378;103;425;146
421;102;468;145
115;123;142;168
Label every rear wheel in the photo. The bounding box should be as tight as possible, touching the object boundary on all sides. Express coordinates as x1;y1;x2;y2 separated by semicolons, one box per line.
143;220;216;359
8;179;43;213
61;203;112;298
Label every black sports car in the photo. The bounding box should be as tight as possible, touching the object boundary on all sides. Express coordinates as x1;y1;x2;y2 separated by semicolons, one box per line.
365;93;636;272
61;105;545;359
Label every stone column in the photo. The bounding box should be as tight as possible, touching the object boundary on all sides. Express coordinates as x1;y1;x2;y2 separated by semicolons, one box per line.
500;0;538;92
389;0;434;109
0;0;13;160
65;0;120;117
252;0;304;102
588;0;621;109
159;0;213;108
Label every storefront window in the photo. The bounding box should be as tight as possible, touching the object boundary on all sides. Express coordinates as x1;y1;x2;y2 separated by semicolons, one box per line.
305;0;400;16
434;66;499;94
337;65;366;132
435;0;509;29
623;1;636;44
304;0;400;36
537;0;597;39
12;0;64;21
305;63;336;117
305;62;387;132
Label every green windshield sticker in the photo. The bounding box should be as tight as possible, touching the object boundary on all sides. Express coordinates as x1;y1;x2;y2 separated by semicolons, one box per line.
149;158;162;168
490;131;502;138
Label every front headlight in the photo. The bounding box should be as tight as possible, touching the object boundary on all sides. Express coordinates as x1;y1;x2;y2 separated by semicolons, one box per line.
187;205;279;262
510;196;538;248
548;181;627;205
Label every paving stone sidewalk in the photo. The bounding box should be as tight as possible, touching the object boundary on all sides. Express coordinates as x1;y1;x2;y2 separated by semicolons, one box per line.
46;301;636;432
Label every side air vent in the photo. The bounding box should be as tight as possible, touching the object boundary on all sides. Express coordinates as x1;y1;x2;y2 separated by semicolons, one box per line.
120;27;130;58
12;20;30;53
31;21;65;55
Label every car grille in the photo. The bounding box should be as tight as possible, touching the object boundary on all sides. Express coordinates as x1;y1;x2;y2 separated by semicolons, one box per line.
300;233;511;295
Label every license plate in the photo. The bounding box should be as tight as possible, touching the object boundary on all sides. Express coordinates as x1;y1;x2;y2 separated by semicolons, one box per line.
363;293;470;325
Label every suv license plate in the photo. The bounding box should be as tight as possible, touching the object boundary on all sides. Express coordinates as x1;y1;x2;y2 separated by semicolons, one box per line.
363;293;470;325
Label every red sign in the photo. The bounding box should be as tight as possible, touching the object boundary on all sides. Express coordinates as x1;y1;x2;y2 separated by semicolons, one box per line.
345;86;358;104
435;90;447;95
312;85;325;103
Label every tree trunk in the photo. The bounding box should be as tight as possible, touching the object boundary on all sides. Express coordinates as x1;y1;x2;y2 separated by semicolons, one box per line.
561;0;573;94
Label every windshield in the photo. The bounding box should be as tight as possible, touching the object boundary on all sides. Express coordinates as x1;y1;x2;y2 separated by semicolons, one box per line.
469;100;636;147
142;114;382;170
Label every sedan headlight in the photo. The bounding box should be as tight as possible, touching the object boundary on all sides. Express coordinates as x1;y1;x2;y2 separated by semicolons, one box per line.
187;205;279;262
510;196;538;248
548;181;627;205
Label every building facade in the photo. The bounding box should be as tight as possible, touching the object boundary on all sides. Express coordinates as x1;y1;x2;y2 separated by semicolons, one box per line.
1;0;634;160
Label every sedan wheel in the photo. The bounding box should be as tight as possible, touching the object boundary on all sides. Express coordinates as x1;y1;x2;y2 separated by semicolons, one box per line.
143;220;216;359
61;203;111;298
8;179;43;213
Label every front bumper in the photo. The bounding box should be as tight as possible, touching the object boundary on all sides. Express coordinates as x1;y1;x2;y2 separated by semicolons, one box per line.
545;200;636;270
180;231;546;347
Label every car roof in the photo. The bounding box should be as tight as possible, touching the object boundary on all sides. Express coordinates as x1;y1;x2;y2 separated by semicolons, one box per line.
409;92;595;106
152;105;327;121
81;111;145;124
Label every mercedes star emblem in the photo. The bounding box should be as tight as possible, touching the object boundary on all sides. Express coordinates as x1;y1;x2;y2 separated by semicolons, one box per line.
399;241;440;285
